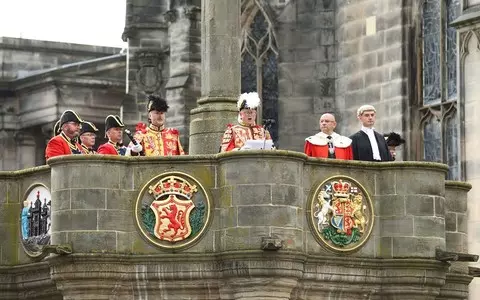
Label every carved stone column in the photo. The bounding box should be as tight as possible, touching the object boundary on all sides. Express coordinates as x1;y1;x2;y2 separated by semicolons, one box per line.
189;0;240;154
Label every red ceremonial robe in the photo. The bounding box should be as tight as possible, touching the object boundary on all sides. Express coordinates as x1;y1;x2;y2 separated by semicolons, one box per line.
304;132;353;160
45;133;83;160
97;141;123;155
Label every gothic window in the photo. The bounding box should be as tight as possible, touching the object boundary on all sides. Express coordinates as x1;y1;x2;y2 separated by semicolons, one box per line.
241;3;279;144
420;0;460;180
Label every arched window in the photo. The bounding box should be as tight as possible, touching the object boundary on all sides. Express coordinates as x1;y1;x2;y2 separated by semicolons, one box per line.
420;0;460;179
241;1;279;144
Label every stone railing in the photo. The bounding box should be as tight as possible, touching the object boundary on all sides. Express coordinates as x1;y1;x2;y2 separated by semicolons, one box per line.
0;151;474;299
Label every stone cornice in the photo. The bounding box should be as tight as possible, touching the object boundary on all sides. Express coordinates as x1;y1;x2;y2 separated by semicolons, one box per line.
445;180;473;191
0;165;50;179
44;151;450;173
451;10;480;29
0;37;120;56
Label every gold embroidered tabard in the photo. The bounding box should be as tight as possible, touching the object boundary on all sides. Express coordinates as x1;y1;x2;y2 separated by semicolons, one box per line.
134;125;185;156
220;124;272;152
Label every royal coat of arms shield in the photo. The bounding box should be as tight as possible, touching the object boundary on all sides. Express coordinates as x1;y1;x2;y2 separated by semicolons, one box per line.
308;176;374;252
135;172;211;250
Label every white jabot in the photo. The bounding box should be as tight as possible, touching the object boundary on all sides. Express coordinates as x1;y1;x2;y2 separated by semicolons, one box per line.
361;126;381;160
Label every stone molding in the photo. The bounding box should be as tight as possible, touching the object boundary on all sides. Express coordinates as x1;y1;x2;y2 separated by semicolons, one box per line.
39;252;457;299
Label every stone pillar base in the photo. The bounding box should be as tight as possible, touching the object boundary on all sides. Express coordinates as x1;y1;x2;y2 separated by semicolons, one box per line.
189;97;237;154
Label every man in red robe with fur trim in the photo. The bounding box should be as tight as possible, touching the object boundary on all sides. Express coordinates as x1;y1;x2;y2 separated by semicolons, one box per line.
304;113;353;160
220;92;272;152
129;95;184;156
45;110;84;160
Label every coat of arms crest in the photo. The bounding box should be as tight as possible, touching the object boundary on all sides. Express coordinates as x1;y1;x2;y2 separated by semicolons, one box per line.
308;176;374;252
135;172;211;250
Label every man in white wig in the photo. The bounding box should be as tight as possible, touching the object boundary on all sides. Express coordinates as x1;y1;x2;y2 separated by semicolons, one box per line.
220;92;272;152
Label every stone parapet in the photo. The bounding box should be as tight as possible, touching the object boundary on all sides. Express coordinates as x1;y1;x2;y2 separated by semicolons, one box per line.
0;152;474;299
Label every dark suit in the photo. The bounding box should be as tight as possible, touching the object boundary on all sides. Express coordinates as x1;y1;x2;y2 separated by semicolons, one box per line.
350;130;392;162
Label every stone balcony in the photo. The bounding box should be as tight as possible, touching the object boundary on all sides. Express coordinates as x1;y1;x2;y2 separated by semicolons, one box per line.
0;151;473;299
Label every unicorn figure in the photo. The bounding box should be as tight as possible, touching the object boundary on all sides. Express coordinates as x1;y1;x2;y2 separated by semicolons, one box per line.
313;190;335;230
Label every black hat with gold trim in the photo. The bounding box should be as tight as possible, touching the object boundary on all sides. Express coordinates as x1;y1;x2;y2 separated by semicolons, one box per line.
80;121;99;136
59;110;82;126
53;120;61;135
147;95;169;113
105;115;124;133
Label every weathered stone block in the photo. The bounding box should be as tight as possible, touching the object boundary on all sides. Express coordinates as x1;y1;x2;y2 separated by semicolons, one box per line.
270;227;303;251
106;190;136;211
395;169;445;196
217;207;237;229
413;216;445;238
116;232;133;253
445;212;457;232
220;157;302;186
51;189;70;211
392;237;445;257
71;189;106;210
233;184;271;205
97;210;134;232
435;196;445;216
379;216;414;237
51;210;97;231
272;185;302;207
376;236;393;258
445;232;468;253
238;206;299;228
374;195;405;216
68;231;117;253
406;195;435;216
52;163;124;190
221;227;270;251
457;213;467;234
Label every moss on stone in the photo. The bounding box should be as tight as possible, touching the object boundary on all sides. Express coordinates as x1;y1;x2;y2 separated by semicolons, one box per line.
445;180;472;191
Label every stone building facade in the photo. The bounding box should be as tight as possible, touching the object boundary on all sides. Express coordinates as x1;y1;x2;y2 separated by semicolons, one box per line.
2;0;480;298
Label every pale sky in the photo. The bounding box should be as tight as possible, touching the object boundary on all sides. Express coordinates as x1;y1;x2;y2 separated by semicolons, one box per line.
0;0;127;48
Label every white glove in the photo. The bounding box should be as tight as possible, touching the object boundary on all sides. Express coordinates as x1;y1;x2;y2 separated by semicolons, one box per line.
130;143;143;153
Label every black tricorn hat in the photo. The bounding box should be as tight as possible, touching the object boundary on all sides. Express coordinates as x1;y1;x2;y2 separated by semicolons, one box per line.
59;110;82;126
105;115;124;133
53;120;61;135
147;95;169;113
80;121;99;136
384;132;405;147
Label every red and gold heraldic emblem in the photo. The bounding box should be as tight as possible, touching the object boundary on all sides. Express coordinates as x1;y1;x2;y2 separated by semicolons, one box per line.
307;176;374;253
135;172;212;250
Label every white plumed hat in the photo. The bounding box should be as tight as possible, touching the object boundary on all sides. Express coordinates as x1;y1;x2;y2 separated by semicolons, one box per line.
237;92;261;111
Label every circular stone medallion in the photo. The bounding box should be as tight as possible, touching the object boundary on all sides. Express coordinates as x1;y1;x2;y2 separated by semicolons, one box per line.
20;183;52;257
135;172;212;250
308;176;374;253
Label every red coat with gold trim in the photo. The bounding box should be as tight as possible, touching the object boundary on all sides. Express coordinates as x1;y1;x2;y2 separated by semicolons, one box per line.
45;133;83;160
220;124;272;152
304;132;353;160
132;124;185;156
97;142;125;155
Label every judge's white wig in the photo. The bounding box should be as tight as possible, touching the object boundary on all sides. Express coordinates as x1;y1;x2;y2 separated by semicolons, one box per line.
357;104;376;116
237;92;261;112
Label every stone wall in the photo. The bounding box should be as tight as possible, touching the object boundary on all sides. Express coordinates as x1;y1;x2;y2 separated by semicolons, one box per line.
335;0;410;150
455;9;480;299
0;154;473;299
273;0;336;151
165;5;202;151
0;166;50;265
